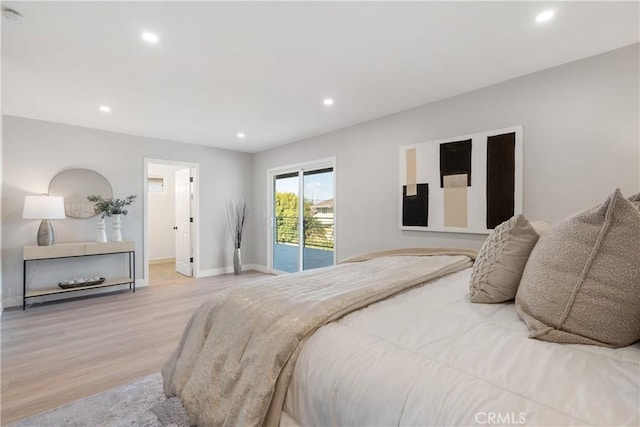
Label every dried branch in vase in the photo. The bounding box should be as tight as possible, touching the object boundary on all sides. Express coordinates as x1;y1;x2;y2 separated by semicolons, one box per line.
226;199;249;249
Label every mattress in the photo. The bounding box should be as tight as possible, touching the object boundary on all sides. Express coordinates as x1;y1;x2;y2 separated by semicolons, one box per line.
281;268;640;426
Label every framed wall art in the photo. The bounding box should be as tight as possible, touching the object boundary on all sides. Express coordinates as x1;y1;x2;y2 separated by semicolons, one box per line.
399;126;523;234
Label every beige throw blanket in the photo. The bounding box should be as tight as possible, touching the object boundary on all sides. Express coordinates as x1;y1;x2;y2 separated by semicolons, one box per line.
162;249;475;427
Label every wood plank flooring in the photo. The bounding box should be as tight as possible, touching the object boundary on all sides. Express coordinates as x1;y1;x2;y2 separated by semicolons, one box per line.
1;266;267;425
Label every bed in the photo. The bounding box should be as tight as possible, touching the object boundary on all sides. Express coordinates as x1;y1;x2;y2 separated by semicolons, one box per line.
281;267;640;426
164;188;639;427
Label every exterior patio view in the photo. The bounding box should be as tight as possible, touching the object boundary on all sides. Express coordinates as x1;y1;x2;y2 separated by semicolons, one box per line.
273;198;334;273
273;243;334;273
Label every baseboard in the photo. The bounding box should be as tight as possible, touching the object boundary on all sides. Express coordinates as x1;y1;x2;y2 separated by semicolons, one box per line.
149;257;175;265
2;296;23;309
243;264;270;274
2;278;148;309
197;264;270;278
197;267;230;278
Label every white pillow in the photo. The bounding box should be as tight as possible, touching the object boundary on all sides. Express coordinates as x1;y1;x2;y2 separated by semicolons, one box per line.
469;215;540;303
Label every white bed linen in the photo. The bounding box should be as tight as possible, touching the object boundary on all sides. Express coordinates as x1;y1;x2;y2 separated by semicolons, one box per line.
281;269;640;426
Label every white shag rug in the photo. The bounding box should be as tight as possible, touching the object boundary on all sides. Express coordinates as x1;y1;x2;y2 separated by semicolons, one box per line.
10;373;194;427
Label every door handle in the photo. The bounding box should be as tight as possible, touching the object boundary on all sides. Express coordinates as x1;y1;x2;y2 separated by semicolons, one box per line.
173;226;178;230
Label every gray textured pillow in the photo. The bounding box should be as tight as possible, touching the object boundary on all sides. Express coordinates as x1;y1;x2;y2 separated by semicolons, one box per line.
469;215;540;303
530;220;551;236
630;192;640;210
516;189;640;348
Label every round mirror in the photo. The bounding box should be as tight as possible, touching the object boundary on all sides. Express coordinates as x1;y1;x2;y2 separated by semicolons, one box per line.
49;169;113;218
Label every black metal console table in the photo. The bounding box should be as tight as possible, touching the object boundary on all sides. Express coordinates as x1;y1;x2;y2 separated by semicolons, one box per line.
22;241;135;310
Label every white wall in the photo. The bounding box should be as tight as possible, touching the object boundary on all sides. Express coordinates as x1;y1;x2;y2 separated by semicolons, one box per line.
2;117;253;307
0;113;3;313
251;44;640;268
148;163;181;261
3;44;638;306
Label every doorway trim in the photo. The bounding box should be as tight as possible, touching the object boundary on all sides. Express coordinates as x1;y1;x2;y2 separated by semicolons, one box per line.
143;158;200;284
266;157;337;274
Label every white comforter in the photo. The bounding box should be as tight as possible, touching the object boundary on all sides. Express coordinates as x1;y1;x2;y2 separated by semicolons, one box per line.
282;269;640;426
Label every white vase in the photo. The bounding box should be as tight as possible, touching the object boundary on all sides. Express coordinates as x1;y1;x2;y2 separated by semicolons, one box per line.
111;214;122;242
96;218;108;242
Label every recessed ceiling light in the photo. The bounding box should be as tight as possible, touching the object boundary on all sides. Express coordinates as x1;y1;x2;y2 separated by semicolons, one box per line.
99;105;111;113
141;32;159;44
237;133;246;139
323;98;334;106
535;10;555;23
2;8;24;24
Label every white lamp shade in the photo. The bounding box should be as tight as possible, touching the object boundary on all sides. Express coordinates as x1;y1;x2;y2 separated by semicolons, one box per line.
23;196;66;219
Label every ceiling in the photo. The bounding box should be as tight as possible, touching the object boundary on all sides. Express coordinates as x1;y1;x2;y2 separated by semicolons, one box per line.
2;1;638;153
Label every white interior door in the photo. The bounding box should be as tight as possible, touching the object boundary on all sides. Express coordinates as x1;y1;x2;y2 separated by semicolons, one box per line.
175;168;192;276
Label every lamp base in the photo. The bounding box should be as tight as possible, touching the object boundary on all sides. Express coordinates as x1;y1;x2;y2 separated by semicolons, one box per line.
37;219;55;246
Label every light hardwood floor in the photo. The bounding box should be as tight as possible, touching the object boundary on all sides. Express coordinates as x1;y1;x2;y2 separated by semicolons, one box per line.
1;266;266;425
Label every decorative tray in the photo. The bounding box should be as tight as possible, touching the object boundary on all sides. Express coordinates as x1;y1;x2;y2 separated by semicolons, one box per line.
58;278;106;289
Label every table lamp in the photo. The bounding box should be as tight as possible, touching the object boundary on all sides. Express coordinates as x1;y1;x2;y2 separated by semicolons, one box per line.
23;195;66;246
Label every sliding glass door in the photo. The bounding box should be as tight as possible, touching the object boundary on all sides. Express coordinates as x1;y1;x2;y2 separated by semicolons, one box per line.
272;164;334;273
273;172;300;273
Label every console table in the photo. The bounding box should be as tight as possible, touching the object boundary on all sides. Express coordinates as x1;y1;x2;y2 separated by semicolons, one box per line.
23;241;135;310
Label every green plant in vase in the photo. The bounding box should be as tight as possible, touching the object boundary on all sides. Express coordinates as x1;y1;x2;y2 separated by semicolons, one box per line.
88;195;137;242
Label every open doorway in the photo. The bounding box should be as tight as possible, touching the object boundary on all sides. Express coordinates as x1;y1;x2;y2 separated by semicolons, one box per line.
144;159;199;286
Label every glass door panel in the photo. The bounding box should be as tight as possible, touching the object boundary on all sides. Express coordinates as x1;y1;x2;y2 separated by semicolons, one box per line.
303;168;334;270
272;165;335;273
273;172;300;273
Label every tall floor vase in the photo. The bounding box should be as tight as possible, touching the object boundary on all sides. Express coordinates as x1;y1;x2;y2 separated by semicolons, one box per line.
96;218;108;242
111;214;122;242
233;248;242;275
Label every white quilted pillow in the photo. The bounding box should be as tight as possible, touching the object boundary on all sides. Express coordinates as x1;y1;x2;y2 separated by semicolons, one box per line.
469;215;540;303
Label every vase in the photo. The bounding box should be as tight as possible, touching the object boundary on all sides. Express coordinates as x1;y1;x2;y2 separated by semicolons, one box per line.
233;248;242;275
111;214;122;242
96;218;108;243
